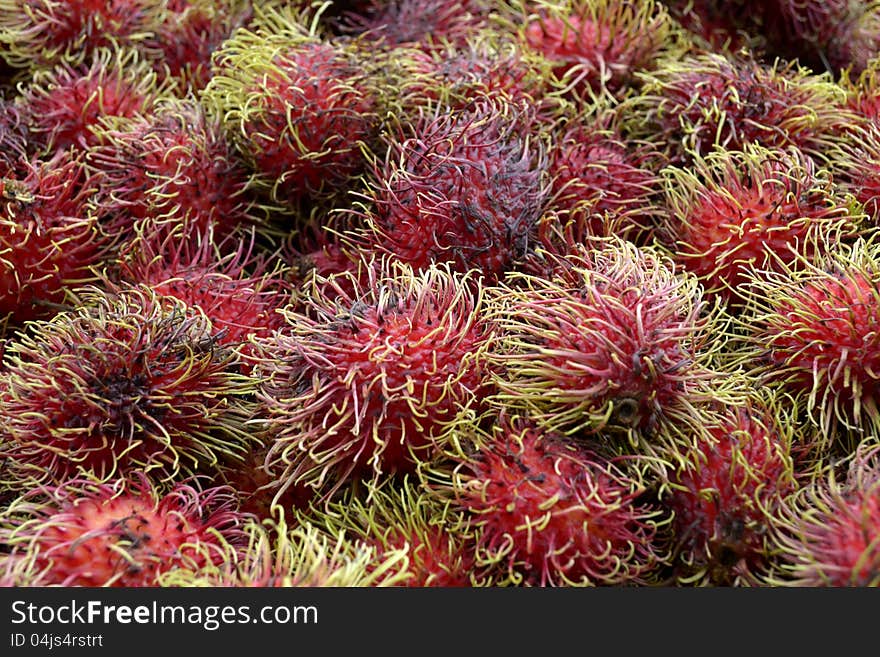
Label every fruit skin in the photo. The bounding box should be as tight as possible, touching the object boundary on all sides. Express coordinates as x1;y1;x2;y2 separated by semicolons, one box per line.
0;0;167;70
251;257;491;503
0;285;257;489
0;473;251;587
0;148;108;325
736;237;880;444
483;236;723;438
352;95;548;282
626;51;859;166
17;46;173;156
659;395;799;586
202;5;383;205
659;144;863;306
445;411;669;587
766;442;880;587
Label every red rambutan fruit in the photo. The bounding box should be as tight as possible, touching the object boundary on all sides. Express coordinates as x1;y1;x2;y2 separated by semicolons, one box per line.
0;148;109;325
661;0;761;54
839;55;880;124
507;0;679;98
767;442;880;586
0;473;251;587
17;46;174;155
158;512;411;587
444;411;669;586
627;51;858;166
334;0;491;52
0;285;257;488
0;0;166;70
86;96;260;242
202;5;383;205
250;257;491;502
352;96;548;282
483;236;723;438
308;476;476;587
543;101;665;245
659;394;800;586
659;144;863;306
826;123;880;225
735;237;880;443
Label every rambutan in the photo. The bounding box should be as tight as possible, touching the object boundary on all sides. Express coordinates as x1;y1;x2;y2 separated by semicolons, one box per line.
250;258;491;502
352;96;548;281
659;144;863;305
0;0;166;70
506;0;679;98
659;394;800;586
483;237;722;438
662;0;761;54
443;411;669;586
767;442;880;586
627;51;858;166
17;46;174;155
0;474;251;587
308;476;476;586
735;237;880;443
0;285;257;487
202;5;383;205
0;148;108;325
86;96;260;242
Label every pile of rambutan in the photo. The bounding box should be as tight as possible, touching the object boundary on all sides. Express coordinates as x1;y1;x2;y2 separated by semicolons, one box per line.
1;0;879;588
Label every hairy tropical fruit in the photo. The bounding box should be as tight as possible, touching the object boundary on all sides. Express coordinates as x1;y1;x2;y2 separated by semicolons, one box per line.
111;226;292;364
251;258;491;502
767;443;880;586
628;51;857;166
0;474;250;587
0;0;166;70
18;46;173;155
662;0;761;54
158;512;411;587
446;411;669;586
87;97;259;241
507;0;678;97
828;123;880;225
0;285;257;488
736;238;880;442
483;237;721;438
0;148;107;325
353;96;548;282
543;103;664;246
202;5;382;204
335;0;491;51
0;98;27;175
309;477;476;586
660;395;799;586
839;55;880;124
153;0;254;92
660;144;862;305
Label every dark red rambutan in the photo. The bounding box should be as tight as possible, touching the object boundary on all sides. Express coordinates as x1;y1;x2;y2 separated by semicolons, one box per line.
735;237;880;442
0;474;251;587
445;411;669;586
334;0;491;51
483;237;723;438
352;96;548;282
662;0;761;54
0;148;109;325
152;0;254;93
309;477;476;587
660;395;799;586
202;7;383;205
111;225;293;365
627;51;858;166
507;0;679;97
17;46;174;155
543;102;665;246
0;285;257;488
0;98;27;175
827;123;880;225
767;442;880;586
839;55;880;124
251;258;491;502
659;144;862;306
0;0;166;70
86;96;260;242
